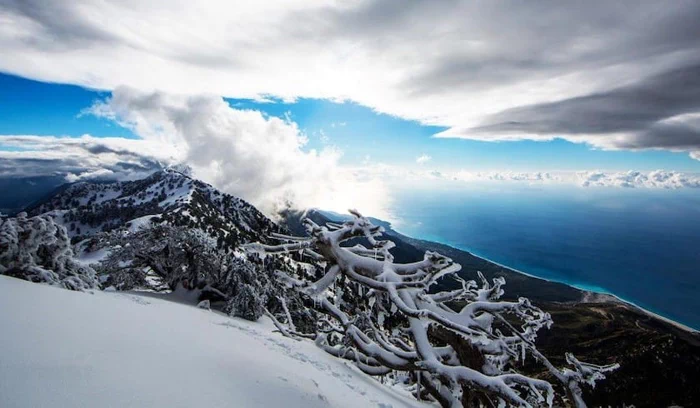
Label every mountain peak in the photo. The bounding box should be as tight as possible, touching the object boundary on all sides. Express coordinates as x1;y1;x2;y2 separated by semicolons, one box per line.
26;170;278;247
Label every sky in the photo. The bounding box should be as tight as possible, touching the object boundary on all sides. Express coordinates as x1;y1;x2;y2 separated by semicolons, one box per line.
1;0;700;217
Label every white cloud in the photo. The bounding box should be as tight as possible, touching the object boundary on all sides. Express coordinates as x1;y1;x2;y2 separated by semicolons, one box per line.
415;154;431;165
576;170;700;189
2;1;699;158
351;164;700;189
448;171;560;184
441;169;700;188
83;87;390;218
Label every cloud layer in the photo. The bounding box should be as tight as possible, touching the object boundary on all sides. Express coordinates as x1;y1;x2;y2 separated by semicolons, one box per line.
464;64;700;158
576;170;700;189
447;170;700;189
2;1;700;158
355;165;700;189
0;135;174;181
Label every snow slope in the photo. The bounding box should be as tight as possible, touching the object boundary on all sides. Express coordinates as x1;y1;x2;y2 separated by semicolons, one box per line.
0;276;428;408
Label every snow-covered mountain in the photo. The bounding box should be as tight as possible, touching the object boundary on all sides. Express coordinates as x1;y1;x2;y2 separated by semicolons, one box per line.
26;168;278;248
13;169;317;326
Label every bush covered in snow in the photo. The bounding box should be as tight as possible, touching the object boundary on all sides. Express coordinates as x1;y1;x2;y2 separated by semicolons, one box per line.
248;211;619;408
89;224;314;324
0;212;98;290
224;283;264;320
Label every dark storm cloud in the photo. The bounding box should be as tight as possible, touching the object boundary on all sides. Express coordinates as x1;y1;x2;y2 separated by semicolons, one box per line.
470;63;700;150
0;157;84;176
0;0;242;68
0;0;118;49
308;0;700;97
0;136;171;181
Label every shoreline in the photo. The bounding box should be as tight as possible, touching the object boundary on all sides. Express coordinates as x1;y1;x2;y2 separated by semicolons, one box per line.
391;226;700;335
460;245;699;334
471;251;700;334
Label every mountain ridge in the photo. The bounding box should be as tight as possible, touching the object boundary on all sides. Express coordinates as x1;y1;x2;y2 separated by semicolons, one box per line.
25;169;279;249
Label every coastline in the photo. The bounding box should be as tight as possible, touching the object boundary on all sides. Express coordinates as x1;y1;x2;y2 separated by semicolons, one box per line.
468;250;699;334
457;244;699;335
579;289;700;335
390;225;700;335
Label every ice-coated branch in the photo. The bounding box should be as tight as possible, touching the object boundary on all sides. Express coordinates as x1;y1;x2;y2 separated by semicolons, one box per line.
249;210;617;407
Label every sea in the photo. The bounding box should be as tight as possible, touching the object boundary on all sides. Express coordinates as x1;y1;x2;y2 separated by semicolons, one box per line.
390;184;700;330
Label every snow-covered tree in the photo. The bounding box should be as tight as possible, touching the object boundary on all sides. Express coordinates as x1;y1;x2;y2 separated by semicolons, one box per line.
90;224;314;324
224;282;264;320
0;212;98;290
247;210;618;408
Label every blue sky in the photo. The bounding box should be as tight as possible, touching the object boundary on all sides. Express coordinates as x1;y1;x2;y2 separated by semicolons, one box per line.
3;73;699;173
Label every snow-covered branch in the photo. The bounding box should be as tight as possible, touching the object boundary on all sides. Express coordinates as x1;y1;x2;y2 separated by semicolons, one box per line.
0;212;98;291
247;210;618;407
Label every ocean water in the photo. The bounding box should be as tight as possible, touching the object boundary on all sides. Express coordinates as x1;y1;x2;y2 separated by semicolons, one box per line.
391;185;700;330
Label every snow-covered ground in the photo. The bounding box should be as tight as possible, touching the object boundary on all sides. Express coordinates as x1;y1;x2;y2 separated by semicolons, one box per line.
126;214;160;232
0;276;428;408
75;246;112;267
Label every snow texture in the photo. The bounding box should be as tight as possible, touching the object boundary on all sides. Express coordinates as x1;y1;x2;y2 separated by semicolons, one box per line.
0;275;427;408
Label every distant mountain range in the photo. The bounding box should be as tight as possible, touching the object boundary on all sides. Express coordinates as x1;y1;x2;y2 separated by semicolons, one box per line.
4;169;700;406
